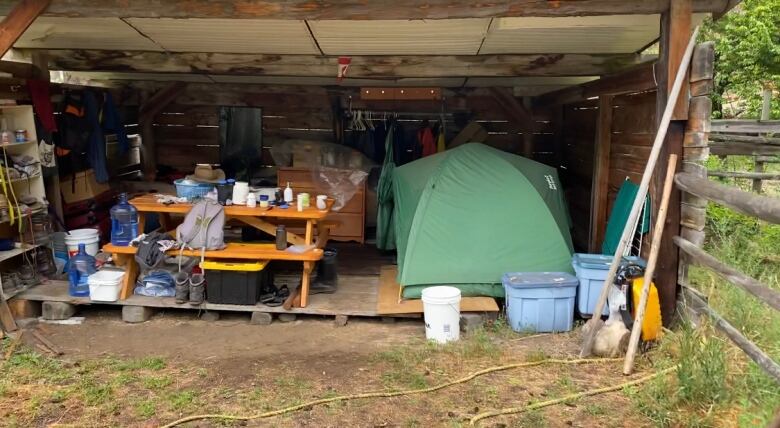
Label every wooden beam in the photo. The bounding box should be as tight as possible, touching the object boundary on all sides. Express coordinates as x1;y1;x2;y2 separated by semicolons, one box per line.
675;172;780;224
711;120;780;134
0;0;736;19
37;49;647;78
683;288;780;383
0;0;49;57
534;62;656;107
676;236;780;311
709;142;780;156
589;95;613;253
661;0;692;120
709;133;780;146
708;171;780;180
489;87;537;136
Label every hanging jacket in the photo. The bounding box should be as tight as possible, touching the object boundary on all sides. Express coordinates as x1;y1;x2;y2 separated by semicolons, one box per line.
417;126;436;158
83;89;110;182
102;92;129;154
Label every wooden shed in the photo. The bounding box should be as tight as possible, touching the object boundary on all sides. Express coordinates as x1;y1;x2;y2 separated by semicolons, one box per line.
0;0;736;324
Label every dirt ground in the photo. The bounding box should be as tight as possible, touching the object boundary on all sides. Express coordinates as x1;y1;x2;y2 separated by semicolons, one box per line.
0;307;655;428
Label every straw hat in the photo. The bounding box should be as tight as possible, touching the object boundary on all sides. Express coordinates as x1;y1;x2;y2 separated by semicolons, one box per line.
192;164;226;182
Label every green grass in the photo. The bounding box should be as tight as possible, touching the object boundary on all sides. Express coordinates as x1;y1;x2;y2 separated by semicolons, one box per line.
167;390;197;411
631;158;780;427
142;375;173;390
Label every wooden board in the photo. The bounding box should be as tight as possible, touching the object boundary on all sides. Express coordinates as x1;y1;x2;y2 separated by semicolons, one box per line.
16;276;393;317
130;195;332;220
376;265;499;315
103;242;323;262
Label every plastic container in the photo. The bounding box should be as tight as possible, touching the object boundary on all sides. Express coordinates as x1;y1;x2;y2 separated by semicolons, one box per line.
421;286;461;343
174;179;215;201
502;272;578;333
275;225;287;250
110;193;138;246
202;260;270;305
68;243;96;297
232;181;249;205
65;228;100;257
216;180;233;205
88;269;125;302
571;254;647;317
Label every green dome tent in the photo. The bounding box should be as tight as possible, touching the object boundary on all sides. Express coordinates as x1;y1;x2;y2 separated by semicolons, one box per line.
390;143;574;298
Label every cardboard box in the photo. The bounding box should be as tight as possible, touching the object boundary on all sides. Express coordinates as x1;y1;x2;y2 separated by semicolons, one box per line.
60;169;112;204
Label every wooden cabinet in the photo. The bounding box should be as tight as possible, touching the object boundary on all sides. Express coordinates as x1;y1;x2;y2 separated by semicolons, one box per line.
277;167;366;243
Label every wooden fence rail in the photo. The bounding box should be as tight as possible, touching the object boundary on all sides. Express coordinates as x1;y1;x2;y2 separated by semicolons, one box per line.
710;120;780;134
683;288;780;383
675;172;780;223
707;171;780;180
674;236;780;311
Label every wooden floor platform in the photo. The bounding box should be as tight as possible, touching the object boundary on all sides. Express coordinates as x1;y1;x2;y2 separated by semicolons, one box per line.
16;275;387;317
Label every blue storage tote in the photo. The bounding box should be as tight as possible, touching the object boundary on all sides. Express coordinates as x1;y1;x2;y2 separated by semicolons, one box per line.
502;272;579;333
572;253;646;318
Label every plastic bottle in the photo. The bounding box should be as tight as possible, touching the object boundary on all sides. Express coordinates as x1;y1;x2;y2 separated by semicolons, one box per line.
246;193;257;208
110;193;139;246
68;243;96;297
0;118;12;145
284;182;293;203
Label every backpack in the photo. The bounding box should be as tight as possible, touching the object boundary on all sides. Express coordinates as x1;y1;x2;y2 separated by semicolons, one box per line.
176;200;226;251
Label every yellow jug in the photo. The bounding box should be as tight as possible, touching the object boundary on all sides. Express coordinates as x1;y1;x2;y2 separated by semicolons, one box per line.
630;278;662;341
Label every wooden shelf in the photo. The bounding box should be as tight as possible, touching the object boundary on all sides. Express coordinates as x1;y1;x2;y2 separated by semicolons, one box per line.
0;244;40;263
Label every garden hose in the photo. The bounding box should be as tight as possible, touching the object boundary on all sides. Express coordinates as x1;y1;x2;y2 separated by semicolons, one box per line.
160;358;623;428
2;148;21;231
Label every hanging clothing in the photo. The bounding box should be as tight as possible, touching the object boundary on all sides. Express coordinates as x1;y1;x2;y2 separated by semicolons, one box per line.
417;126;436;158
27;80;57;133
83;89;110;183
376;123;397;250
101;92;129;154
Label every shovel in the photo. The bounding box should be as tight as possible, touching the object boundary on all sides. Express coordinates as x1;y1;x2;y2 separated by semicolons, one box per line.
580;26;700;358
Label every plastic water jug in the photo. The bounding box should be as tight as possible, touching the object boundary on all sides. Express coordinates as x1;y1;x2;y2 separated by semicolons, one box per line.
68;243;96;297
110;193;138;246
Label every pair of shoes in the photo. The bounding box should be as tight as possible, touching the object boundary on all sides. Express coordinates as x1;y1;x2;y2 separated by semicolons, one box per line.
1;272;19;295
173;271;206;305
259;285;290;307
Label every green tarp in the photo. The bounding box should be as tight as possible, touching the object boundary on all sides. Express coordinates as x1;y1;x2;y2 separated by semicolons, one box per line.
391;143;574;298
376;125;397;250
601;179;651;256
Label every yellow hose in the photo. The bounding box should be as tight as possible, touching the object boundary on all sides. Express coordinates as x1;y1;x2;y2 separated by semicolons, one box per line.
160;358;621;428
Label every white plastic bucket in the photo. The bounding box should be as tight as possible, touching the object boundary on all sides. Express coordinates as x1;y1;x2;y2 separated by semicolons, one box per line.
88;269;125;302
65;228;100;257
421;286;461;343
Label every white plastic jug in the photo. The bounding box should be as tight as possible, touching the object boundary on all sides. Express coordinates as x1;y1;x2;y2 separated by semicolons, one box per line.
421;286;461;343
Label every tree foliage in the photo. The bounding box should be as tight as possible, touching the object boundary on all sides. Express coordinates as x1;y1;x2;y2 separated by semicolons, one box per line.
700;0;780;118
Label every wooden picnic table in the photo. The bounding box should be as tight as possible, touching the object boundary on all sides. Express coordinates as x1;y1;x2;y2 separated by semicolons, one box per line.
129;194;334;247
103;196;335;308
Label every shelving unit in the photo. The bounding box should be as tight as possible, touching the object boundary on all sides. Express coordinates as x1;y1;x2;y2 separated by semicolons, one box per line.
0;105;49;301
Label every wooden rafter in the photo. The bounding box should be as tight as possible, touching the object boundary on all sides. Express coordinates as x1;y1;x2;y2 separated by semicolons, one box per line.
34;49;648;78
0;0;736;19
0;0;50;57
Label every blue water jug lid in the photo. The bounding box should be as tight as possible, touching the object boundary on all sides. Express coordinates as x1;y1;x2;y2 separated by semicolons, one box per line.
502;272;578;288
218;179;227;185
227;179;235;183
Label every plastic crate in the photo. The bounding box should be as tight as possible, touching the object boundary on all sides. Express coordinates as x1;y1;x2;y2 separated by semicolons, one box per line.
502;272;578;333
203;260;271;305
571;253;646;317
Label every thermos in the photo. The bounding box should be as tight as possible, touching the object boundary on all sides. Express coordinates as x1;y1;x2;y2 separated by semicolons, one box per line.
275;225;287;250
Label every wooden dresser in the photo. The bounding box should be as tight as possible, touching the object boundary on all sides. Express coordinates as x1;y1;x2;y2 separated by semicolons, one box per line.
277;167;366;243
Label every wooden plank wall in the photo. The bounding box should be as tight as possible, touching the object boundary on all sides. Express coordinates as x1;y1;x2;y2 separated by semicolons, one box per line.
558;99;598;250
150;85;554;175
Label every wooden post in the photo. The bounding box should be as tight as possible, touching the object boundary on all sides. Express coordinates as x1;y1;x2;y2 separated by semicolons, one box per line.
0;0;50;57
522;96;534;158
654;2;692;325
754;89;773;193
589;95;613;253
679;41;715;295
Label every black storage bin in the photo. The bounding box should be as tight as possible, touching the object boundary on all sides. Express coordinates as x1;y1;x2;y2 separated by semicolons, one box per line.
203;261;271;305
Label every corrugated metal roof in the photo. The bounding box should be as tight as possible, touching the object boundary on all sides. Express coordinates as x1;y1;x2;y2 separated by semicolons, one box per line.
481;15;660;54
309;19;490;55
125;18;320;54
14;17;161;51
